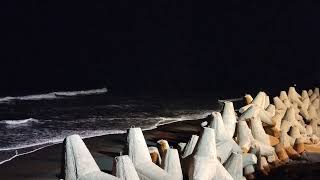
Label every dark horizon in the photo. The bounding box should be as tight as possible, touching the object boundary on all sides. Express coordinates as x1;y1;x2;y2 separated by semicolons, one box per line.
1;1;319;97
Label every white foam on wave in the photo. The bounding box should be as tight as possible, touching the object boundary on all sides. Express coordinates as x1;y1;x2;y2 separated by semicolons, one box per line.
0;110;213;165
1;118;39;125
218;97;243;103
54;88;107;96
0;145;52;165
142;111;213;131
17;93;57;101
0;88;107;103
0;111;210;151
0;129;126;152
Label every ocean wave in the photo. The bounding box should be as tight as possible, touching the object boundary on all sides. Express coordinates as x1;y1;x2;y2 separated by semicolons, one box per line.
0;110;213;166
54;88;107;97
218;97;243;103
17;93;57;101
142;111;213;131
0;111;210;151
0;129;126;152
158;112;211;125
0;88;107;103
1;118;39;125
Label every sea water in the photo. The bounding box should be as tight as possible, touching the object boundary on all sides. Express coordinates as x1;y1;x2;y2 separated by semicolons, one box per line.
0;88;224;164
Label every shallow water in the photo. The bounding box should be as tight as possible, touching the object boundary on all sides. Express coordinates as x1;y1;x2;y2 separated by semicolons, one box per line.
0;91;222;163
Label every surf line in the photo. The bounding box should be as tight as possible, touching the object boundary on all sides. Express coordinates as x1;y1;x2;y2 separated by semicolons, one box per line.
218;97;243;103
0;144;54;165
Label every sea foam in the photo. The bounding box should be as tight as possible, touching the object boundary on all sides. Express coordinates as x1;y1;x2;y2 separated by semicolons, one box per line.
54;88;107;96
0;88;107;103
1;118;39;125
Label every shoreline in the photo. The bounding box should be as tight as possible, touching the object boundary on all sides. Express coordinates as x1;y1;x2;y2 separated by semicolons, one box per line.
0;117;208;180
1;92;320;179
0;111;213;166
1;114;320;179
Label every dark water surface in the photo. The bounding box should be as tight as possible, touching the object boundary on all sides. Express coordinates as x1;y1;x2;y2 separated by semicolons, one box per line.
0;90;222;163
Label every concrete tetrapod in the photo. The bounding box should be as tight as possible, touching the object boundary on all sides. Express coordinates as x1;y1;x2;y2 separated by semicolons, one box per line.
280;91;289;102
302;90;309;100
180;135;199;177
237;120;254;153
301;93;310;106
238;105;275;126
257;154;270;175
113;155;140;180
273;97;287;110
257;106;275;126
250;116;271;146
274;144;289;162
149;147;162;166
158;139;170;161
266;104;276;117
127;127;181;180
209;112;229;142
244;94;253;105
271;110;286;137
264;95;270;109
238;104;253;114
252;92;266;108
314;87;320;96
308;105;319;121
288;87;302;105
310;93;318;102
222;101;237;138
216;140;242;164
224;152;243;180
242;153;257;167
237;114;274;156
300;98;311;121
63;134;120;180
239;105;278;143
283;107;306;134
312;98;320;109
188;128;233;180
293;138;305;154
162;148;183;180
209;112;242;163
253;140;275;156
178;142;187;154
182;135;199;158
306;125;313;136
238;105;259;121
244;165;255;179
279;132;300;159
283;99;292;109
310;119;318;135
308;89;314;96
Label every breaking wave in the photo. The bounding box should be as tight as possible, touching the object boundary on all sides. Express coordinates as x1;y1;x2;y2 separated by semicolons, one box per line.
0;88;107;103
0;129;126;152
218;97;243;103
0;110;213;165
1;118;39;125
54;88;107;97
143;111;212;131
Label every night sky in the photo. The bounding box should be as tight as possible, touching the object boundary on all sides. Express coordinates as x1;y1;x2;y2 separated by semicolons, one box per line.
1;1;319;96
